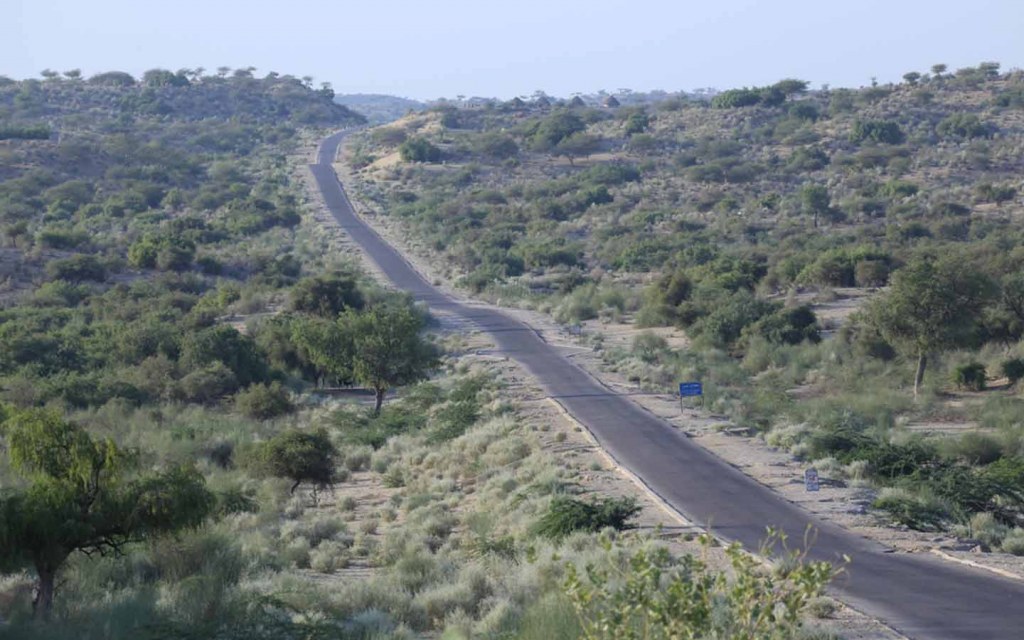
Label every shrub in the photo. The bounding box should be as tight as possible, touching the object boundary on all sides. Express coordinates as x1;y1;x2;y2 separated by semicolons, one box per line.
945;432;1003;465
399;137;441;163
872;487;947;530
1001;358;1024;384
427;400;481;444
46;255;107;282
850;120;905;144
234;382;294;419
564;534;835;640
175;362;239;404
937;113;992;140
953;363;987;391
969;512;1008;549
1000;528;1024;555
533;496;640;539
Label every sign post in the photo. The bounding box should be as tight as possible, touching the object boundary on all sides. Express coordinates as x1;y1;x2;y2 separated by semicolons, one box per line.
804;468;820;492
678;381;703;410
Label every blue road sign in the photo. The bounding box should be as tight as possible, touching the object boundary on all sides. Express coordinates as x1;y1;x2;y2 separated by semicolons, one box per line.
679;382;703;397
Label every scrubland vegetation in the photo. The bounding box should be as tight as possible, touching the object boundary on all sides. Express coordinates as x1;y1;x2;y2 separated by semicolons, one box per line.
344;63;1024;550
0;69;838;638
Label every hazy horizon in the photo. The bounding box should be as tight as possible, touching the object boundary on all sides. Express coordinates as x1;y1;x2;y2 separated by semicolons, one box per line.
5;0;1024;100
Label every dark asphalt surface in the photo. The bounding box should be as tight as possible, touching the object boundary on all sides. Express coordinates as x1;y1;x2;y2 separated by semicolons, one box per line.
312;131;1024;639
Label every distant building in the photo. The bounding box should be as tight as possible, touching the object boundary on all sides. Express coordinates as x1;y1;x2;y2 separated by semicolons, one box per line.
569;95;586;108
602;95;621;108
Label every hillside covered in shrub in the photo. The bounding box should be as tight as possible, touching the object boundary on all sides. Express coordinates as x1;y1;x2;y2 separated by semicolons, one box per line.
344;62;1024;544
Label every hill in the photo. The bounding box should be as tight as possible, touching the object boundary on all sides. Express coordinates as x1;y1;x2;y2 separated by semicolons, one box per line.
341;62;1024;549
334;93;425;124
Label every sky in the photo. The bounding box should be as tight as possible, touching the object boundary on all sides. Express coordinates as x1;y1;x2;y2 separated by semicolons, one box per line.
4;0;1023;100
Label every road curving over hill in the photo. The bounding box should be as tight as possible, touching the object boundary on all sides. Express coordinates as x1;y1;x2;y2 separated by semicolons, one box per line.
312;130;1024;640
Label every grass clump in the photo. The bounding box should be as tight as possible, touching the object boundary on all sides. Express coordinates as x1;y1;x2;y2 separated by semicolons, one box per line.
872;487;947;531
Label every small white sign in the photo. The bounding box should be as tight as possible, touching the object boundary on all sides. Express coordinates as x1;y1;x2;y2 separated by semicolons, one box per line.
805;468;820;492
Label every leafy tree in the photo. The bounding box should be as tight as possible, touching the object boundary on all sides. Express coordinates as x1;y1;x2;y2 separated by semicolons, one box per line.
771;78;809;97
142;68;190;88
250;428;338;495
0;409;214;619
931;63;947;77
340;302;439;414
623;111;650;135
903;71;922;85
180;325;269;387
288;315;352;385
529;111;586;150
555;132;601;165
864;256;994;396
800;184;831;227
290;273;365;318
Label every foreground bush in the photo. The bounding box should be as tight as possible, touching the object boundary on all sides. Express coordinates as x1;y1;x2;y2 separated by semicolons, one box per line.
564;532;836;639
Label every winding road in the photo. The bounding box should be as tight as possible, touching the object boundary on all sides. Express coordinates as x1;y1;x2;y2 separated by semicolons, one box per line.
311;131;1024;640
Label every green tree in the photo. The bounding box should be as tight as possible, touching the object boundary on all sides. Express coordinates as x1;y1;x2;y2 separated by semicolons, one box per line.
865;256;994;396
800;184;831;228
529;111;586;151
771;78;809;97
902;71;922;85
0;409;213;619
623;111;650;136
180;325;269;387
288;315;352;385
290;273;365;318
555;132;602;165
341;302;439;414
250;428;338;495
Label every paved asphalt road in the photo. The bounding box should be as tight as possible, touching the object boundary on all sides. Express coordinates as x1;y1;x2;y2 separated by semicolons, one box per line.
312;131;1024;639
